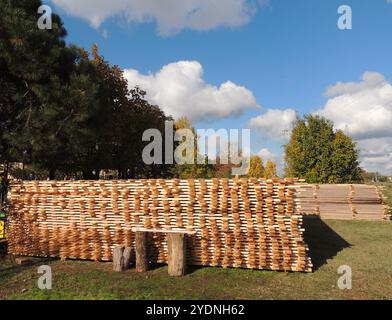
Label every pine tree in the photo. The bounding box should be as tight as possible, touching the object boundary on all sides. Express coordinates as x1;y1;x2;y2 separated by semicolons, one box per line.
0;0;86;178
0;2;172;180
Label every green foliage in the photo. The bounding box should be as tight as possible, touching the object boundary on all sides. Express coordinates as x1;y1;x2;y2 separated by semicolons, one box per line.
0;0;70;165
264;160;277;179
248;155;264;178
361;170;389;184
380;183;392;217
171;118;215;179
80;46;172;179
284;115;362;183
0;1;172;180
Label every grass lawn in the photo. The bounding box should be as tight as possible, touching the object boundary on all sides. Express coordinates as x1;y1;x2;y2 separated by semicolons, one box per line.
381;183;392;216
1;218;392;300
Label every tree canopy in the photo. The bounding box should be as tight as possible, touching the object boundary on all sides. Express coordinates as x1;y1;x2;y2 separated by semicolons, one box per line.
264;160;277;179
1;1;171;180
284;115;362;183
248;155;264;178
171;118;215;179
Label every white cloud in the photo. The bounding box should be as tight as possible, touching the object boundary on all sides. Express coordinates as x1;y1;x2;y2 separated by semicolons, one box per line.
258;148;279;162
51;0;264;36
124;60;259;122
317;72;392;175
249;108;298;141
258;148;284;175
248;108;297;175
317;72;392;141
317;72;392;140
324;72;386;98
358;138;392;175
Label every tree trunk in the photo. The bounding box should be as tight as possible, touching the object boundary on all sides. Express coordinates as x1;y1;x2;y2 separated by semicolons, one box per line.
113;246;132;272
135;232;148;272
123;247;132;268
167;233;187;277
113;246;123;272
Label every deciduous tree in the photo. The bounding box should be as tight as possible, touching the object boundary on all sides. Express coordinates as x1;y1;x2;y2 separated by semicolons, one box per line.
248;155;264;178
264;160;277;179
284;115;362;183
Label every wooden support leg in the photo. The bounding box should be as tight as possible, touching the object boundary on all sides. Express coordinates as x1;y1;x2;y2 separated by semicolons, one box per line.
123;247;132;269
167;233;186;277
113;246;124;272
135;232;148;272
113;246;132;272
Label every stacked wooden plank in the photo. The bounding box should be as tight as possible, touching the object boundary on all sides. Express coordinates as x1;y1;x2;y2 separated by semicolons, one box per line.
7;179;313;272
297;184;389;220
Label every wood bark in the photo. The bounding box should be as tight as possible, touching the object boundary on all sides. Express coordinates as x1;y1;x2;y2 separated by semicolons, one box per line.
135;232;148;272
113;246;132;272
167;233;187;277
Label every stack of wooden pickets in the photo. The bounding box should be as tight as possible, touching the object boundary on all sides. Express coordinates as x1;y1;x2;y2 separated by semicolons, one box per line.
7;179;313;273
297;184;389;220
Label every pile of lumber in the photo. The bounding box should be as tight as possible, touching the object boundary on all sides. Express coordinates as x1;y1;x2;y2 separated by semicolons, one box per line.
297;184;389;220
7;179;313;272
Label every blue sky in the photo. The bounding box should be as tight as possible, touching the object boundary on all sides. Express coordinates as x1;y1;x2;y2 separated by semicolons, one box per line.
45;0;392;175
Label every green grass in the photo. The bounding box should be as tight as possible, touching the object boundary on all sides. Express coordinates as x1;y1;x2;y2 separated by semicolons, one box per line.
1;219;392;300
381;183;392;215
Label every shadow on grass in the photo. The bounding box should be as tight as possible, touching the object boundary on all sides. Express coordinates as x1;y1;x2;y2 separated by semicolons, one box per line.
146;263;205;275
0;241;58;282
145;263;166;272
303;217;351;271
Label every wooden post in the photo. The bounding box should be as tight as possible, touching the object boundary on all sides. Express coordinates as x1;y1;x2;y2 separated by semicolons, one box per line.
113;246;124;272
123;247;132;269
135;232;148;272
167;233;186;277
113;246;132;272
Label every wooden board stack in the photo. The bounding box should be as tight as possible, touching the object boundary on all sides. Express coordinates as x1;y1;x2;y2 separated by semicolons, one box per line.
297;184;389;220
7;179;313;272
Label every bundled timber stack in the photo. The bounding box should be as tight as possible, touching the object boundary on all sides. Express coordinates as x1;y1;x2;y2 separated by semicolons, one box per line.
7;179;313;272
297;184;389;220
295;184;320;216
